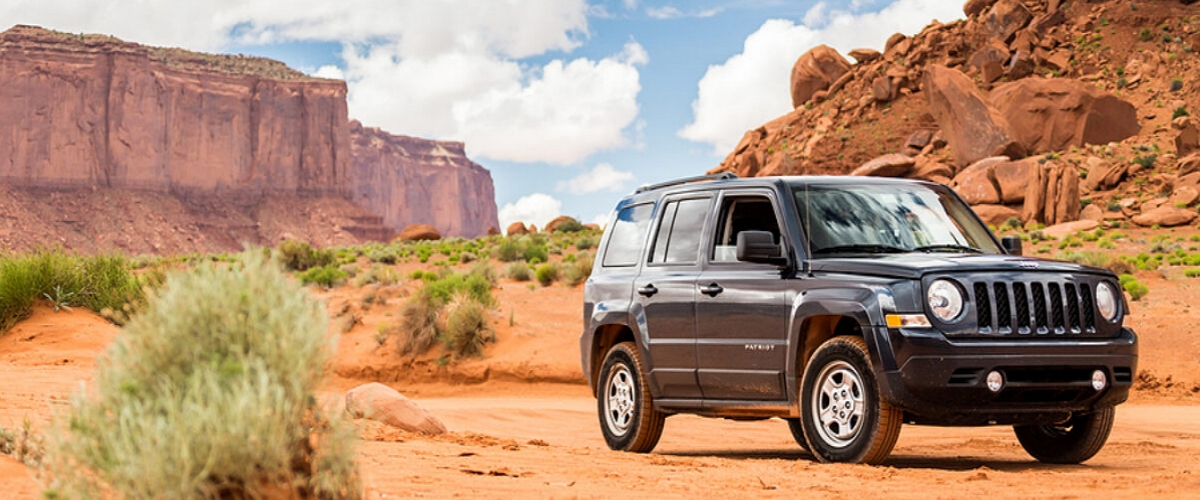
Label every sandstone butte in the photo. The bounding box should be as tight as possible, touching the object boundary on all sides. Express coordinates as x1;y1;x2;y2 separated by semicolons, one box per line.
0;25;498;252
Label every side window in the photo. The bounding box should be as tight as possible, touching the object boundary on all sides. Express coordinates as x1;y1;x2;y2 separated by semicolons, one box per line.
712;196;782;262
649;198;710;264
602;204;654;267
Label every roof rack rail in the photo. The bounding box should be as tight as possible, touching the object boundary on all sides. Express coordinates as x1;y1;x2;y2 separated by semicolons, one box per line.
634;172;738;194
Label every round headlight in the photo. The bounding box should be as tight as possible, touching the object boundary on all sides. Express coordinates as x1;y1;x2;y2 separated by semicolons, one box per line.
927;279;964;322
1096;282;1118;321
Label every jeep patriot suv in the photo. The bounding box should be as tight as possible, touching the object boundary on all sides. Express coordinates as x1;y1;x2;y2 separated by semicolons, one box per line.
580;173;1137;464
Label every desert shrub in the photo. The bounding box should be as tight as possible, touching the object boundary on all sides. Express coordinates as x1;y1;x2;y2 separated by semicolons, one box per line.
0;251;148;333
277;239;334;271
575;235;596;251
352;265;401;287
398;269;496;357
1055;251;1132;275
1131;154;1157;169
535;263;560;287
1118;274;1149;301
469;262;498;287
495;239;522;262
562;264;586;287
576;252;594;278
1175;106;1191;120
1185;269;1200;278
523;243;549;264
300;265;349;288
459;251;478;263
366;248;397;265
44;251;360;499
504;262;532;282
0;421;44;468
552;219;587;233
441;296;495;359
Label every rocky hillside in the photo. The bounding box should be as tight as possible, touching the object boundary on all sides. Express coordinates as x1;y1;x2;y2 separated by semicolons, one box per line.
0;25;498;253
713;0;1199;230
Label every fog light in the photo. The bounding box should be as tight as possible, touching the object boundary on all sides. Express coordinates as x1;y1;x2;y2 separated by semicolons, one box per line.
1092;370;1107;391
986;371;1004;392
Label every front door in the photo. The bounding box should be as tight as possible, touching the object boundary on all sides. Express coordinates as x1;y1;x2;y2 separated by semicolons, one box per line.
695;192;791;401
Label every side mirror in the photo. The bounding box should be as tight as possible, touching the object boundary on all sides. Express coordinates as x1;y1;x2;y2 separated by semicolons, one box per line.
1001;235;1023;256
737;231;787;265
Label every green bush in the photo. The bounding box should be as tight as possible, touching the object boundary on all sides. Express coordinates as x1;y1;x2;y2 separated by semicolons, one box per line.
535;263;560;287
1185;268;1200;278
45;252;360;498
299;265;349;288
441;297;495;359
504;262;532;282
575;236;596;251
277;239;335;271
398;268;497;358
352;265;401;287
523;243;549;264
495;239;523;262
1174;106;1191;120
551;219;587;233
1118;274;1149;301
0;251;149;333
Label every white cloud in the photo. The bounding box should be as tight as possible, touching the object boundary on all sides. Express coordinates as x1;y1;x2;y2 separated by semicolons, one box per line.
646;5;722;19
1;0;642;164
500;193;563;232
556;163;635;194
802;2;828;27
623;0;638;9
678;0;963;155
589;212;611;229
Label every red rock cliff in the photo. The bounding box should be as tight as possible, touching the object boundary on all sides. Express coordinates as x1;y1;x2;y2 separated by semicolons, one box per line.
350;121;499;238
0;25;350;196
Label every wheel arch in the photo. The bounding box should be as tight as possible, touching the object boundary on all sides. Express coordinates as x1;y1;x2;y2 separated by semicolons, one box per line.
588;323;636;394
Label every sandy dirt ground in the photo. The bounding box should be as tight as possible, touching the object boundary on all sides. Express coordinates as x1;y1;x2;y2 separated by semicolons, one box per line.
1;259;1199;498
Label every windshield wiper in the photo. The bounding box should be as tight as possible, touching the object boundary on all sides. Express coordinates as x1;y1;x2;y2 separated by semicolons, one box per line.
913;244;984;254
814;244;908;255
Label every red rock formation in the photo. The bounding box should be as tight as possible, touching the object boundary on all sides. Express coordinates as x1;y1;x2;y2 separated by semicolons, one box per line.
0;25;349;196
990;77;1140;154
349;122;498;238
790;45;851;108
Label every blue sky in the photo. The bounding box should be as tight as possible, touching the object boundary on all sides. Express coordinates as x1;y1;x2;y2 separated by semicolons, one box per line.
0;0;963;231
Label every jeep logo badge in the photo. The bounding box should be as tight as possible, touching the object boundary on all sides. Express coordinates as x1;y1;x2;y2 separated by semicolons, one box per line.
1019;261;1039;269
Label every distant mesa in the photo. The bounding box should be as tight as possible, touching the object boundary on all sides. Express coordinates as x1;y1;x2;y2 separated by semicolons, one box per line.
0;25;498;254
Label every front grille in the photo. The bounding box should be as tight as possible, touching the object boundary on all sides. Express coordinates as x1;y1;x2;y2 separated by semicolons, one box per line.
971;278;1098;336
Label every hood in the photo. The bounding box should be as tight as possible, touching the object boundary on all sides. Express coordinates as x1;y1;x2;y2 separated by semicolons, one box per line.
807;253;1109;280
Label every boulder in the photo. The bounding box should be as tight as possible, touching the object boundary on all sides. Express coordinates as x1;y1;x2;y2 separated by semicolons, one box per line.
972;204;1022;226
1175;117;1199;156
1131;207;1198;227
952;161;1001;205
851;154;916;177
1171;186;1199;207
506;222;529;235
992;158;1036;203
1181;172;1200;192
1178;153;1200;177
545;215;582;232
990;78;1140;154
1005;50;1035;80
1079;203;1105;222
1023;162;1080;225
345;383;447;435
910;158;955;182
884;33;908;55
848;48;881;64
968;43;1010;83
486;226;501;236
963;0;999;18
584;223;601;231
924;65;1025;167
1042;220;1099;240
1082;157;1127;192
790;45;852;108
396;224;441;241
984;0;1033;43
872;76;898;102
905;129;935;150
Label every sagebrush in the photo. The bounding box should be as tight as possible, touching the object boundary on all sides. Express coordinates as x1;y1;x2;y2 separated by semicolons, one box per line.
44;251;360;499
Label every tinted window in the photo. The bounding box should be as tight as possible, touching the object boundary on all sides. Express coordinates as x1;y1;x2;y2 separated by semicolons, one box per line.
650;202;679;263
602;204;654;267
712;197;782;262
664;199;709;263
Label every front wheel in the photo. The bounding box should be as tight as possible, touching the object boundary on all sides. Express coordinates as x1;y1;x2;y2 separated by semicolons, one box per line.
799;336;901;464
597;342;665;452
1014;407;1115;464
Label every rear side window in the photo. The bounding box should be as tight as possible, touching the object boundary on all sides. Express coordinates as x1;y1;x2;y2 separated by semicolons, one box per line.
712;196;782;262
650;198;710;264
602;204;654;267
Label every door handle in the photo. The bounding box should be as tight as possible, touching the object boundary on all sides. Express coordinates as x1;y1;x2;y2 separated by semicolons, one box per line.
699;283;723;297
637;284;658;297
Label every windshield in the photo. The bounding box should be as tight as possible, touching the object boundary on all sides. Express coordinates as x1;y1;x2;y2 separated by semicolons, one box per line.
793;183;1002;256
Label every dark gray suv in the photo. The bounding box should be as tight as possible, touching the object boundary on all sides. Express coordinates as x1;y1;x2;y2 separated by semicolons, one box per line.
580;173;1136;465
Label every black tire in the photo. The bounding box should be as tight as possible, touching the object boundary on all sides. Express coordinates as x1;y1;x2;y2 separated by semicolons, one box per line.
1014;407;1115;464
799;335;902;464
597;342;665;452
785;418;809;452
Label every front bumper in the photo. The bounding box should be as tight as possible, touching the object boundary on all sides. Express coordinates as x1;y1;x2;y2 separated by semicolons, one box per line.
875;325;1138;426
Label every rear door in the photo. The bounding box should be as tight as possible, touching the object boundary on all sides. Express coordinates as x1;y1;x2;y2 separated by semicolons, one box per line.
635;194;713;400
694;190;791;401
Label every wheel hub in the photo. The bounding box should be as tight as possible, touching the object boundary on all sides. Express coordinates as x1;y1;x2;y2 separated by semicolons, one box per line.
813;360;865;448
604;365;636;436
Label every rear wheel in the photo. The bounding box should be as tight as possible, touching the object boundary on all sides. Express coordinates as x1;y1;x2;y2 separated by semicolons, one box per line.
597;342;665;452
799;336;901;464
1014;407;1115;464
